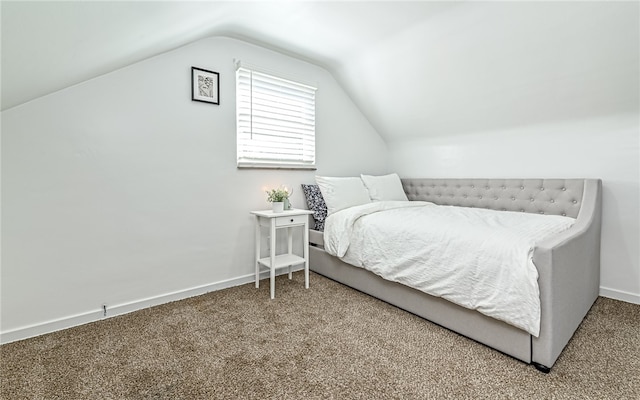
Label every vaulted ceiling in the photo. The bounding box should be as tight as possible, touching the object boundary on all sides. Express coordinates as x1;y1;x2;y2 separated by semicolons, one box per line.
2;1;638;140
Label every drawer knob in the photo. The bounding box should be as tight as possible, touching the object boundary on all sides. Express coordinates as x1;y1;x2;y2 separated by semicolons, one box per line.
290;218;294;222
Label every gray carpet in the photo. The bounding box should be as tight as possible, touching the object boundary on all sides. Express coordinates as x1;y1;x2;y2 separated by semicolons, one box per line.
1;271;639;399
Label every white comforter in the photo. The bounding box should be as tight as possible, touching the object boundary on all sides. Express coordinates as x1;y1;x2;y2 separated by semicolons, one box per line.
323;201;575;336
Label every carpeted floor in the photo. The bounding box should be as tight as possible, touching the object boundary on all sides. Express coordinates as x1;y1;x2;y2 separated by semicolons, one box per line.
1;271;639;399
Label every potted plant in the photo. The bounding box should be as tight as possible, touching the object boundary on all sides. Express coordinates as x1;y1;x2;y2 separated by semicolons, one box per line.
266;187;289;213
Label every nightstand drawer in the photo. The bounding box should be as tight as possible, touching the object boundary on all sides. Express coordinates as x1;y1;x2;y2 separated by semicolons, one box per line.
275;214;307;227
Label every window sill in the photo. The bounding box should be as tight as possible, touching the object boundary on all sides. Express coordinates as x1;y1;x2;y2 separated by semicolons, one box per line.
237;163;317;171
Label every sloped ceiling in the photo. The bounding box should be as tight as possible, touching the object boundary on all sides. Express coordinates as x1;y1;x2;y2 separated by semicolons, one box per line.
2;1;638;140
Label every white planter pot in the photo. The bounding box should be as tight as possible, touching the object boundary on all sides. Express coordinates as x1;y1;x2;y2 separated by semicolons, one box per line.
272;202;284;213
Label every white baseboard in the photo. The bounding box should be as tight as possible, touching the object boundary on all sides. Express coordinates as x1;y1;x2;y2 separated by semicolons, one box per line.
599;286;640;305
0;267;303;345
4;273;631;345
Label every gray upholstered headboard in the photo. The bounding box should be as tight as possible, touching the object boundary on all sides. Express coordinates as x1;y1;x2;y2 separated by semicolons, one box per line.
401;179;586;218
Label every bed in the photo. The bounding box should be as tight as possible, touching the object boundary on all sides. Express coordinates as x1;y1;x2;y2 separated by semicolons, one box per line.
304;177;602;372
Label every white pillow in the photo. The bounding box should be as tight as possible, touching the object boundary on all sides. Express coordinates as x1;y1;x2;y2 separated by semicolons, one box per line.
360;173;408;201
315;176;371;215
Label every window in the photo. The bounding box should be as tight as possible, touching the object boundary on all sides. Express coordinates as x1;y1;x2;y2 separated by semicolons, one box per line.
236;63;317;169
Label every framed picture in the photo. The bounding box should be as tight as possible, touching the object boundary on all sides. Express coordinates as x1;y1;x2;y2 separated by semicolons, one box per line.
191;67;220;105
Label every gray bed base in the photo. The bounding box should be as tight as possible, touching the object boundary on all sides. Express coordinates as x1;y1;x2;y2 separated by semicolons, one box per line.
308;178;602;372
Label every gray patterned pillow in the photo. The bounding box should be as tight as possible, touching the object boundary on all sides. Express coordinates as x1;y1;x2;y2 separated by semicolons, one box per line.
301;184;327;231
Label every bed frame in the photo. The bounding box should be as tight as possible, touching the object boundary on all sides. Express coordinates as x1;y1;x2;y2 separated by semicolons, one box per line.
308;178;602;372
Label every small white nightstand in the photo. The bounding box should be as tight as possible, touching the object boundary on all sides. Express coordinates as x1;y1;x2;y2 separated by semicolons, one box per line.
250;209;314;299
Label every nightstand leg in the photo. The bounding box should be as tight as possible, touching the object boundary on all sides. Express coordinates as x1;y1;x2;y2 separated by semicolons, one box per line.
287;227;293;279
270;220;277;299
304;220;309;289
255;217;260;288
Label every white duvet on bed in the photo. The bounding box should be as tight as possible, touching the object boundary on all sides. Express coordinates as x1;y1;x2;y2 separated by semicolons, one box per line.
323;201;575;336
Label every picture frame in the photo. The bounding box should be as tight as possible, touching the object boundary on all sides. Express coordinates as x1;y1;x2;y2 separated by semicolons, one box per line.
191;66;219;105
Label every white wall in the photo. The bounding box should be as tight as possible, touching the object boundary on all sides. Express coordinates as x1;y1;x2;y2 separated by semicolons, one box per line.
0;36;389;342
389;114;640;303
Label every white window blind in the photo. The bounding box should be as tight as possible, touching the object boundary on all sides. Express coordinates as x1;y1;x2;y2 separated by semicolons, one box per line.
236;64;316;169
